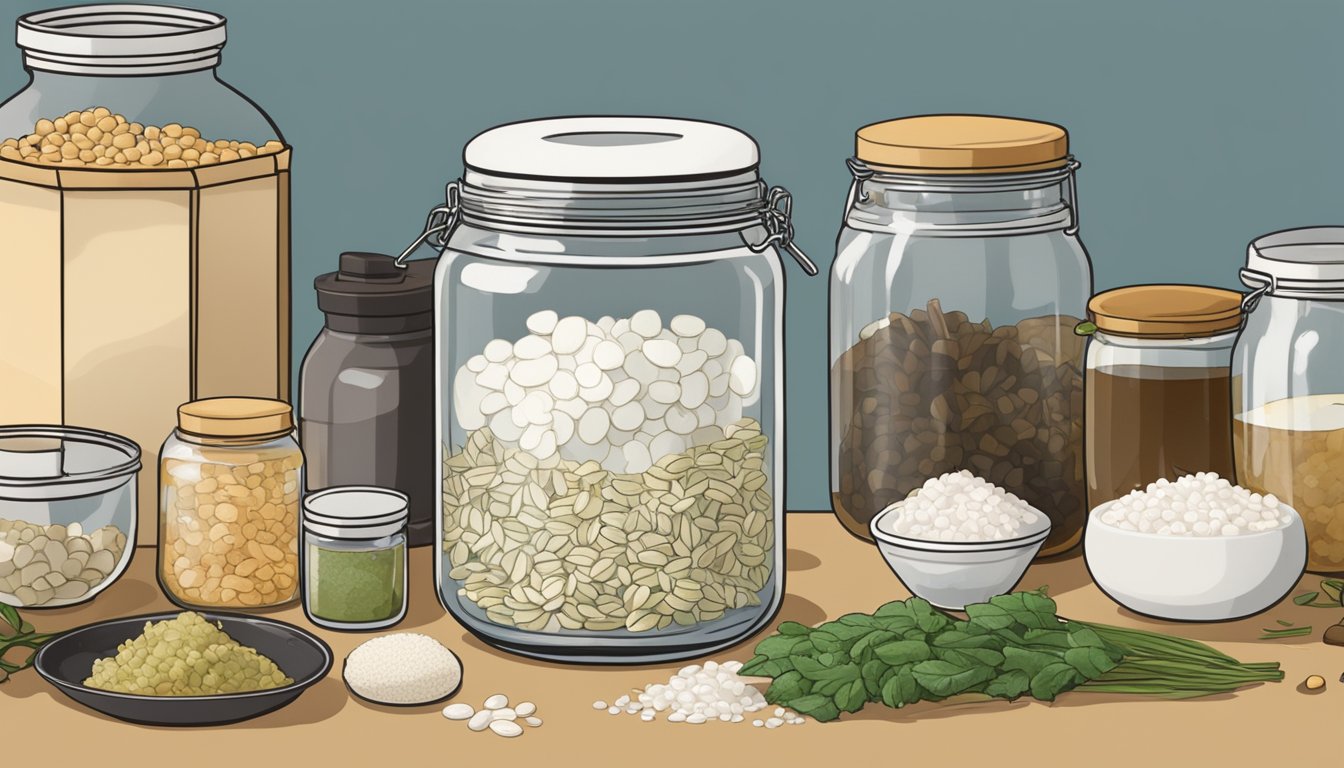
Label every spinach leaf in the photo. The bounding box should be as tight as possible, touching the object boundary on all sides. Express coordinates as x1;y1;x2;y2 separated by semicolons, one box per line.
985;670;1031;699
880;665;921;708
739;657;793;678
834;678;868;713
1030;662;1082;700
1001;646;1063;678
912;659;997;698
766;670;811;702
935;647;1006;668
874;639;932;666
849;629;898;662
1063;647;1118;678
787;693;841;722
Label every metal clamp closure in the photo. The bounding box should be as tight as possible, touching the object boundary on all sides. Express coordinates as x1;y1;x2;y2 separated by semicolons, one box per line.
1239;267;1277;312
845;157;874;212
1062;159;1082;236
747;186;818;276
395;181;462;268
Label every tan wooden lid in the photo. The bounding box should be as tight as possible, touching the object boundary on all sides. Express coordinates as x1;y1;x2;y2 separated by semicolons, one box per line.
1088;285;1244;338
178;397;293;439
856;115;1069;174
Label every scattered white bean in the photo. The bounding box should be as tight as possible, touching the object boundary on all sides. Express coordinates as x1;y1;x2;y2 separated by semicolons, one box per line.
442;702;475;720
483;693;509;709
489;719;523;738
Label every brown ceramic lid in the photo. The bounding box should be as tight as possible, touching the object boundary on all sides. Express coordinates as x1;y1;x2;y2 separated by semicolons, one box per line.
855;115;1069;175
1088;285;1244;338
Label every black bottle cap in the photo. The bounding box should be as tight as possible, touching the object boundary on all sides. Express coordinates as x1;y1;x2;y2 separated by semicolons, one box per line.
314;253;435;332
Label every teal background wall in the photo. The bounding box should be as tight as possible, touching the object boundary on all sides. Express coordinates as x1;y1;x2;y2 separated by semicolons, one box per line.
3;0;1342;510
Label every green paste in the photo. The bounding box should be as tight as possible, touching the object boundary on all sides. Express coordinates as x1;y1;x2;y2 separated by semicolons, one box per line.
307;543;404;623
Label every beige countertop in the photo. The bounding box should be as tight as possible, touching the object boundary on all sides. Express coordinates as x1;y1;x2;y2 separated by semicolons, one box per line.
2;512;1335;765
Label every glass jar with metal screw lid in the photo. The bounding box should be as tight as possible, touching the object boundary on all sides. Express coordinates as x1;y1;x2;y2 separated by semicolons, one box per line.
302;486;408;630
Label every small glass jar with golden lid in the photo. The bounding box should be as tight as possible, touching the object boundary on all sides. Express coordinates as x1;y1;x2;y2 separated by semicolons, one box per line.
158;397;304;609
1083;285;1243;509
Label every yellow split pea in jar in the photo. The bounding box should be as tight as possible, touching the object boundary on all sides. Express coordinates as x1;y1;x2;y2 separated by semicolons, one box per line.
159;398;303;608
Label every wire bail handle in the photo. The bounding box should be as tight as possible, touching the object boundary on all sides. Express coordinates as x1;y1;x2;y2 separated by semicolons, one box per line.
748;186;818;276
844;157;875;213
395;181;463;268
1239;267;1277;313
1062;159;1082;236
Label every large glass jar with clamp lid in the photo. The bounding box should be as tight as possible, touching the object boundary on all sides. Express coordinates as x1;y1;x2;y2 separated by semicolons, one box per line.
1235;227;1344;573
829;115;1092;556
405;116;815;663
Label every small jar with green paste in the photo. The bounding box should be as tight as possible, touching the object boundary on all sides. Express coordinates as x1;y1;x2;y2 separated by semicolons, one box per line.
301;486;408;630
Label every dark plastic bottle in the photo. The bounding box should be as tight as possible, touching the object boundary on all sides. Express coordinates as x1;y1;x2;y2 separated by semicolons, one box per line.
300;253;436;546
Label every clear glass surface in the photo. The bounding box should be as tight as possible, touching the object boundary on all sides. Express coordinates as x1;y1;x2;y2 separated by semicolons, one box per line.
1234;296;1344;572
436;224;784;663
159;431;303;608
1085;331;1237;508
829;168;1092;554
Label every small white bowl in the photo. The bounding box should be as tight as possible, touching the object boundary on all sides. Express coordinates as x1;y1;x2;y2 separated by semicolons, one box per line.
1084;501;1307;621
869;502;1052;610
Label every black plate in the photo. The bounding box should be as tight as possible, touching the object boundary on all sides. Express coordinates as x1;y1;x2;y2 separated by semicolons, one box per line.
34;611;332;726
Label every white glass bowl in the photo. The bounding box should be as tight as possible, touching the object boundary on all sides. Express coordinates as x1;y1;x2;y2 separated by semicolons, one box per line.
0;426;140;608
1084;501;1307;621
869;501;1052;610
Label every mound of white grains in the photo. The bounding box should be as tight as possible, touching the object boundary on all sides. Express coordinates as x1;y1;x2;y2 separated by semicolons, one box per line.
443;693;542;738
1097;473;1288;536
343;634;462;705
595;660;803;726
876;470;1043;542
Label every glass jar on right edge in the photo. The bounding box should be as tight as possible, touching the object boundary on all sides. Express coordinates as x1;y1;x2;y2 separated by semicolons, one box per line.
830;115;1092;556
1235;227;1344;573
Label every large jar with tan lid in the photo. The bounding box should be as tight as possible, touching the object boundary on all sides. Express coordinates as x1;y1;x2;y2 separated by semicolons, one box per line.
1084;285;1243;510
158;398;303;609
829;114;1092;555
0;5;291;548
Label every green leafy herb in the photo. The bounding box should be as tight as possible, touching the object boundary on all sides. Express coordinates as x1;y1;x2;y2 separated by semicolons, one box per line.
1321;579;1344;605
1073;321;1098;336
740;593;1284;721
1277;620;1294;627
0;605;59;684
1294;592;1321;606
1259;626;1312;640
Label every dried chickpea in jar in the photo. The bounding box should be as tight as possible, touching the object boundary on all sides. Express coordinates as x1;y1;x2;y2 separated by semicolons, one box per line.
159;398;303;609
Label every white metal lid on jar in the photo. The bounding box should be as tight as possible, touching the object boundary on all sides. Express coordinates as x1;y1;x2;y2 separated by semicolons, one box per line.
17;4;227;75
1243;226;1344;300
463;116;760;182
302;486;409;541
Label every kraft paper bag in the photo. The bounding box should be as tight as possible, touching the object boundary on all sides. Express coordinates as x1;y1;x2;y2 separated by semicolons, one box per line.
0;151;291;545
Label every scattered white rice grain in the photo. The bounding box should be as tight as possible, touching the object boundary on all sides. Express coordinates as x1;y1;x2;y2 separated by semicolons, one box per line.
490;720;523;738
484;693;509;709
525;716;543;727
594;659;806;726
765;717;783;729
1098;473;1288;537
493;707;517;721
516;701;536;717
876;470;1042;542
753;719;765;727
